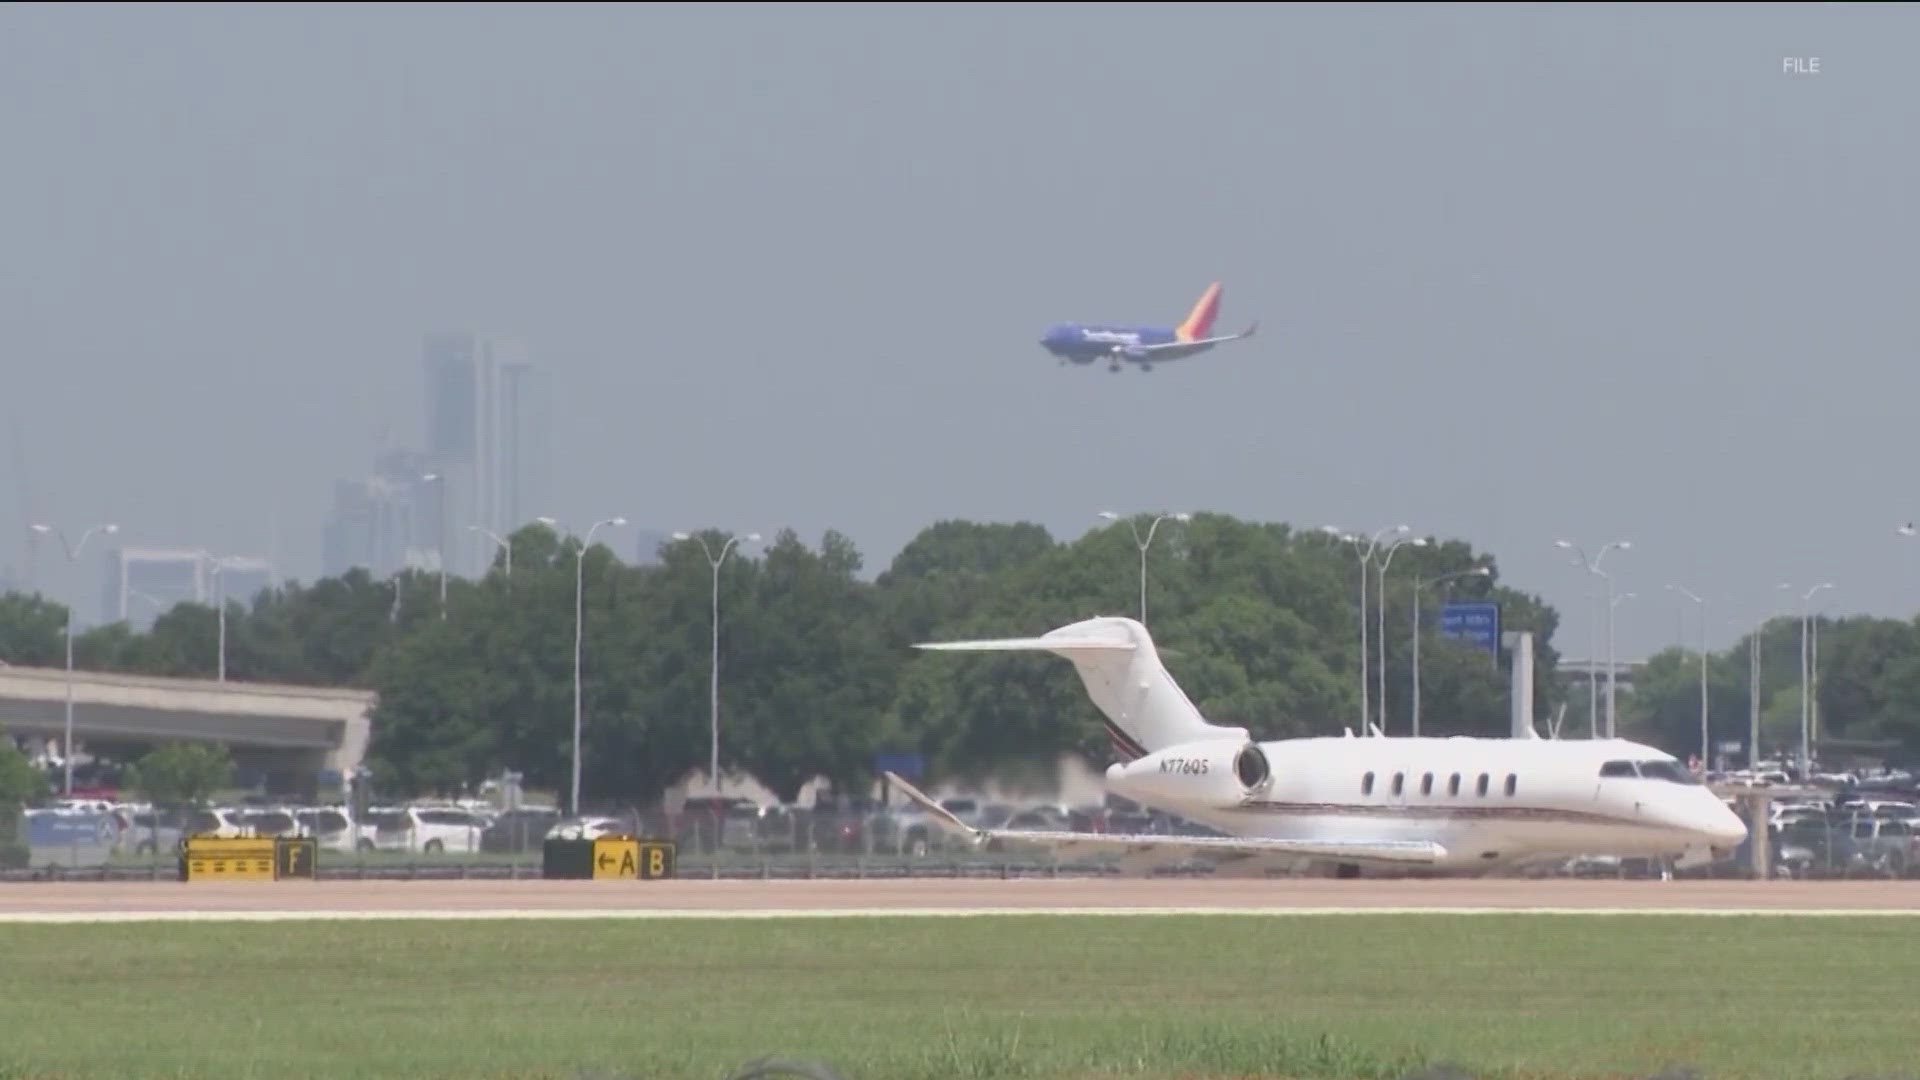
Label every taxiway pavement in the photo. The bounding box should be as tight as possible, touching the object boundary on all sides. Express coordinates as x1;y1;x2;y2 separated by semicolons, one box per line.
3;877;1920;922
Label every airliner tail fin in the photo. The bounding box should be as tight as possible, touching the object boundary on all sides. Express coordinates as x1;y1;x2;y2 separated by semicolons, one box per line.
1174;283;1222;342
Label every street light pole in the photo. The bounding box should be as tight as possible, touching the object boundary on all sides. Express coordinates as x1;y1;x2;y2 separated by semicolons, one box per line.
1324;524;1410;733
1556;538;1631;737
421;473;447;619
1098;511;1189;625
1376;535;1426;733
1411;566;1492;737
468;525;513;581
1798;582;1833;777
196;552;232;683
29;521;120;796
673;530;761;793
1666;585;1708;771
538;514;628;817
1749;616;1762;772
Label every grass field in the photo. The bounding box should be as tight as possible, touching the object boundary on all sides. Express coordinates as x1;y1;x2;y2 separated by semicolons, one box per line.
1;914;1914;1080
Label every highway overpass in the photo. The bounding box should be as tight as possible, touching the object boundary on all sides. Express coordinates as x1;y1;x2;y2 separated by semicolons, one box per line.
0;664;372;799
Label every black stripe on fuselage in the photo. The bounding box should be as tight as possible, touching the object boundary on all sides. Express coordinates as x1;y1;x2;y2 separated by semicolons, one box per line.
1229;800;1646;829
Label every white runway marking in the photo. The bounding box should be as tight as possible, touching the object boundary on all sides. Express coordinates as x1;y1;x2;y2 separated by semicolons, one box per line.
6;906;1920;924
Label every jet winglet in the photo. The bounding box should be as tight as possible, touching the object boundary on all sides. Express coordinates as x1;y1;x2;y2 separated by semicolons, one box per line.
886;771;983;845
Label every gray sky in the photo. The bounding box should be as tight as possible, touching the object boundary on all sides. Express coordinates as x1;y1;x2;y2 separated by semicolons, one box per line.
4;2;1916;659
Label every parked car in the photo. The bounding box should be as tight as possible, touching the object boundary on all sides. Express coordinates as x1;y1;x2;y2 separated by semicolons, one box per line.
364;805;490;855
481;808;563;853
544;816;634;841
125;809;185;856
294;806;361;854
184;808;257;839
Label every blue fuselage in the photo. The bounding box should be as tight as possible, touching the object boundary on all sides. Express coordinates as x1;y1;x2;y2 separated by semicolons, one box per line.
1039;323;1181;364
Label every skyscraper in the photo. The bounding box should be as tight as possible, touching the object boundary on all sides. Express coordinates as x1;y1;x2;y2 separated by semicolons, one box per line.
423;333;549;577
320;449;440;580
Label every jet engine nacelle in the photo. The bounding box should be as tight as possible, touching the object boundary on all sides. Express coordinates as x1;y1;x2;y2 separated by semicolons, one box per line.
1104;739;1273;809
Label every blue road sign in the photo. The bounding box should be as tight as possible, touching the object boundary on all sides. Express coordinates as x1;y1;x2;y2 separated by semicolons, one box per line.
873;752;925;780
1439;602;1501;662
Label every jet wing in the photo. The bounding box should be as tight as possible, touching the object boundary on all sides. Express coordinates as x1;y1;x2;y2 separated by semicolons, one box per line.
884;771;1443;870
1133;321;1260;354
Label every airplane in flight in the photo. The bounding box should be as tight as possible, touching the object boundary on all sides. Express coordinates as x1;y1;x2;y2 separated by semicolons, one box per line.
888;615;1748;879
1038;282;1258;372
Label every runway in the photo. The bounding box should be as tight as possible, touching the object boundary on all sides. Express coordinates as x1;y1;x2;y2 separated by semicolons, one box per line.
5;877;1920;922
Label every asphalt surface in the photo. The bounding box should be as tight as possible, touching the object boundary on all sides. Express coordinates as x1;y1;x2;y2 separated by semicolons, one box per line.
3;877;1920;919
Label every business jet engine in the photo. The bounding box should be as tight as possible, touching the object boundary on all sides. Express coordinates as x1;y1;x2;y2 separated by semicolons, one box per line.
1104;739;1273;809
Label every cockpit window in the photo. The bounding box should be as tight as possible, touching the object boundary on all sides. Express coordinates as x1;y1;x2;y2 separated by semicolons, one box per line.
1599;759;1702;785
1636;760;1702;785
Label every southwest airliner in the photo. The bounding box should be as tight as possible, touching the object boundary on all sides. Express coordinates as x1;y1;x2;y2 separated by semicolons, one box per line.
1038;283;1258;372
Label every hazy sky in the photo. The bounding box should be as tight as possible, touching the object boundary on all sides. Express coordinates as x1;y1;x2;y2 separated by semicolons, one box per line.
4;2;1916;659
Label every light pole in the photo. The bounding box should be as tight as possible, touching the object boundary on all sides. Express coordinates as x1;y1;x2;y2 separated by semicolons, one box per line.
1098;511;1190;625
1376;535;1426;732
1410;566;1491;737
1790;581;1833;778
196;551;234;683
1324;524;1411;732
469;525;512;580
537;514;628;817
422;473;447;619
673;530;762;793
29;521;119;796
1607;589;1636;738
1556;538;1631;737
1666;584;1708;771
1748;614;1762;772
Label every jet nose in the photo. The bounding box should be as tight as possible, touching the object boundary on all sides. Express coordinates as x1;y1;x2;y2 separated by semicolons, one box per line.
1703;802;1749;848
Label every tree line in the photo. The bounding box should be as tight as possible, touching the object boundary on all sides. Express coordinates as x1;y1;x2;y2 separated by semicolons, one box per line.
8;512;1880;812
0;514;1556;807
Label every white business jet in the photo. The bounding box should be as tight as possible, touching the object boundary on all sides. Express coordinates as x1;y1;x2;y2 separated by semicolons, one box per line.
887;616;1748;878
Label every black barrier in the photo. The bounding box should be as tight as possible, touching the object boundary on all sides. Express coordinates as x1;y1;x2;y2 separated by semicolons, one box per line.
542;838;596;879
542;836;676;880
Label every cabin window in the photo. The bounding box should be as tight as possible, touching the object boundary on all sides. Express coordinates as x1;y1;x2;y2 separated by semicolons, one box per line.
1448;773;1461;796
1362;772;1374;796
1504;773;1517;797
1391;772;1405;796
1420;773;1434;796
1476;773;1489;797
1599;760;1638;779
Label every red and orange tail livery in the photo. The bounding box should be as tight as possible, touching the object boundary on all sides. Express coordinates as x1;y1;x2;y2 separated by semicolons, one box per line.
1174;283;1222;343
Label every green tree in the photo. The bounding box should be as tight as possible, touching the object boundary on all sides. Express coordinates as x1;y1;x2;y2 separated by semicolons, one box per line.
0;592;67;666
126;743;233;811
0;740;41;870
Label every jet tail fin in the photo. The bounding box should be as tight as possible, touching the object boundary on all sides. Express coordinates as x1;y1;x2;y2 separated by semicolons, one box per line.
916;616;1248;759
